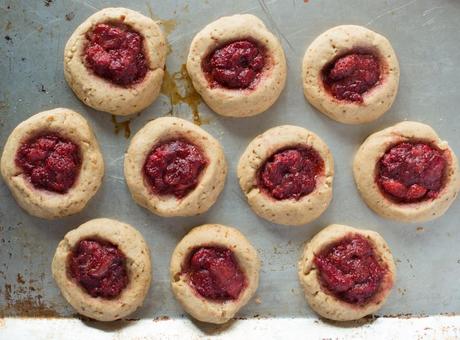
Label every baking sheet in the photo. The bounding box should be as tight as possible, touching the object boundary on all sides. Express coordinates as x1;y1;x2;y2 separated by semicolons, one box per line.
1;0;460;322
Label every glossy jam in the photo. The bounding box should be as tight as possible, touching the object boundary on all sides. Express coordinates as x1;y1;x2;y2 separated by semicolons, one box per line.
143;140;207;198
68;239;129;299
85;23;148;86
322;52;381;102
203;39;265;89
186;247;245;300
15;133;81;193
258;147;324;200
314;234;386;304
377;142;447;203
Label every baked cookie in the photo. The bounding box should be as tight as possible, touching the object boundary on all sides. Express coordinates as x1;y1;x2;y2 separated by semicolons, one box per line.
298;224;396;321
124;117;227;217
303;25;399;124
0;108;104;219
64;7;167;116
187;14;287;117
354;121;460;223
170;224;260;324
52;218;151;321
237;125;334;226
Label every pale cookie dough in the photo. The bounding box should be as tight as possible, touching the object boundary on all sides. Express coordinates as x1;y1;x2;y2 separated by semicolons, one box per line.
353;121;460;222
52;218;152;321
0;108;104;219
187;14;287;117
64;7;167;116
303;25;399;124
298;224;396;321
237;125;334;226
124;117;227;217
170;224;260;324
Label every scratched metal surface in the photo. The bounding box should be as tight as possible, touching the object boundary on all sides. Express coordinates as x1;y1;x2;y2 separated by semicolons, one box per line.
1;0;460;322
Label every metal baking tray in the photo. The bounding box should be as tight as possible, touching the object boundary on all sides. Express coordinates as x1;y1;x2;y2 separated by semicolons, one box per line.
1;0;460;337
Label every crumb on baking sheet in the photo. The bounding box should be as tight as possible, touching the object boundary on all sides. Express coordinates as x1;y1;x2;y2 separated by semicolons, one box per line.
65;12;75;21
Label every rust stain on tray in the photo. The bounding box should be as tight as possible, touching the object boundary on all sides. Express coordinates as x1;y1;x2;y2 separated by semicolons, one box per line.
1;283;59;317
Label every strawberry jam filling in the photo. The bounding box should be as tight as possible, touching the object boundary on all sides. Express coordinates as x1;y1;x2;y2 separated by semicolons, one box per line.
85;23;148;86
314;234;386;304
143;140;207;199
377;142;447;203
15;133;81;193
185;247;245;300
322;51;381;102
203;39;265;89
258;147;324;200
68;239;129;299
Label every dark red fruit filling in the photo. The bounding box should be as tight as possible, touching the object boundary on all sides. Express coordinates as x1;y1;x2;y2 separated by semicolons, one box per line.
258;147;324;200
203;39;265;89
185;247;245;300
68;238;129;299
314;234;386;304
143;140;207;199
15;133;81;193
322;51;381;102
377;142;447;203
85;23;148;86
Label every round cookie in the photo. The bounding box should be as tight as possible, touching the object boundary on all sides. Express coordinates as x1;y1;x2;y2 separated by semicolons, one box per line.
237;125;334;226
52;218;151;321
170;224;260;324
187;14;287;117
353;121;460;222
298;224;396;321
0;108;104;219
303;25;399;124
124;117;227;217
64;7;167;116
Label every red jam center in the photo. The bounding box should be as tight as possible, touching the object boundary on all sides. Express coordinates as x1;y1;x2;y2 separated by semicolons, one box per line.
203;39;265;89
322;52;381;102
186;247;245;300
377;142;447;203
314;234;386;304
15;133;81;193
69;239;129;299
85;23;148;86
143;140;207;199
258;147;324;200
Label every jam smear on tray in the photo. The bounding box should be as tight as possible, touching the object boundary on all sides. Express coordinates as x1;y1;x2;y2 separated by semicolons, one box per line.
314;234;386;304
322;51;381;102
85;23;148;86
16;133;81;193
203;39;265;89
69;239;129;299
186;247;245;300
143;140;207;199
377;142;447;203
258;147;324;200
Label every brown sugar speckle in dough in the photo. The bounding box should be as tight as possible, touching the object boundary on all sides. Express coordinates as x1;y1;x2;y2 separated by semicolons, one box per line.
64;8;167;116
0;108;104;219
303;25;399;124
187;14;286;117
52;218;152;321
124;117;227;217
353;121;460;222
298;224;396;321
